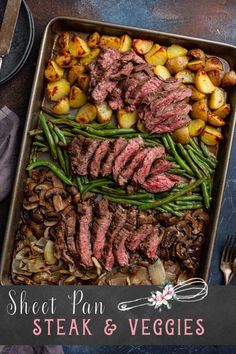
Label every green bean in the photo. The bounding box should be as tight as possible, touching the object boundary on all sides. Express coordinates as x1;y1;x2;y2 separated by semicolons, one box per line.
61;130;75;137
95;188;154;200
42;106;76;120
189;138;202;155
176;195;202;202
103;195;145;207
38;147;49;153
168;168;192;178
27;160;73;185
161;135;170;151
174;200;202;207
29;129;43;136
156;205;183;217
29;147;37;164
32;142;48;148
72;128;105;140
35;134;46;142
49;118;113;130
188;150;212;176
76;176;83;194
200;141;217;162
172;203;203;210
54;125;71;176
82;180;113;197
201;181;210;208
139;177;206;210
177;143;202;178
186;145;217;169
166;134;193;176
48;123;67;172
84;126;137;137
39;114;57;160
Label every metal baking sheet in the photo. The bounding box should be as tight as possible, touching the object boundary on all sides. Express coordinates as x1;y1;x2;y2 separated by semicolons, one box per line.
1;17;236;284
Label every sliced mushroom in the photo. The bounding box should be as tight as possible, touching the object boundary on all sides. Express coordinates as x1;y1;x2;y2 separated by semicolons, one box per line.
23;201;39;210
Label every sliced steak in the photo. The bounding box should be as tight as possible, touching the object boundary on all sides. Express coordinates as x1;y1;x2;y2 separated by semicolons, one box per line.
90;140;111;178
101;137;128;176
68;135;86;175
142;173;179;193
91;80;117;103
92;199;113;260
127;223;154;251
110;62;134;80
113;137;144;181
54;221;74;265
132;63;154;77
102;205;127;271
65;211;77;261
76;202;93;267
151;114;191;134
140;226;163;260
121;50;146;64
132;146;165;185
76;138;100;175
149;159;172;176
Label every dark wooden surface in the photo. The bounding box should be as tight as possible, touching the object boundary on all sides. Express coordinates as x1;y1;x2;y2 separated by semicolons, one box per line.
0;0;236;286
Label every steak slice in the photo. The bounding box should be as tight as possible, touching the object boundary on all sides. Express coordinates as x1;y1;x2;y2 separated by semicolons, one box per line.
65;211;77;262
142;173;179;193
102;204;127;271
151;114;191;134
76;202;93;267
140;226;163;260
113;137;144;181
113;208;137;266
91;80;117;103
121;50;146;64
132;63;154;77
149;159;172;176
132;146;165;185
110;62;134;80
90;140;111;178
127;223;154;251
118;148;149;186
68;135;86;175
54;221;74;265
92;199;113;260
101;137;128;177
77;138;100;176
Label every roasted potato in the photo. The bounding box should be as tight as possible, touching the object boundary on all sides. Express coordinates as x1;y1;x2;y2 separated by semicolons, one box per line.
69;86;87;108
52;96;70;115
195;70;215;94
47;79;70;101
58;32;70;51
87;32;100;48
222;70;236;87
166;56;188;74
189;85;206;101
136;121;147;133
96;101;113;123
207;112;225;127
119;34;132;52
172;126;190;144
187;48;205;61
80;48;100;65
207;70;223;87
167;44;188;59
188;119;206;137
133;39;154;55
148;47;167;65
201;125;223;145
55;50;77;68
205;57;223;72
213;103;230;119
68;35;91;58
175;69;195;84
67;64;85;85
209;87;226;110
144;44;162;65
154;65;171;79
117;110;138;128
77;73;90;91
100;35;120;50
191;98;208;121
187;60;205;71
44;59;64;81
75;103;97;123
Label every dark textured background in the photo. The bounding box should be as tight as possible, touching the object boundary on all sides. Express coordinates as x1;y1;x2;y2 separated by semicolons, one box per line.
0;0;236;352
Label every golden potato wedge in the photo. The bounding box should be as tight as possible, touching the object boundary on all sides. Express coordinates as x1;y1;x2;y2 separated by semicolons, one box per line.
117;110;138;128
195;70;215;94
87;32;100;48
207;70;223;87
68;35;91;58
209;87;226;110
144;44;163;65
222;70;236;87
77;73;90;91
188;119;206;137
133;39;154;55
55;50;77;68
80;48;100;65
58;32;70;51
191;98;208;121
201;125;223;146
207;112;225;127
136;121;147;133
67;64;85;85
119;34;132;52
187;48;205;61
47;79;70;101
175;69;195;84
166;56;188;74
172;126;190;145
167;44;188;59
69;86;87;108
189;85;206;101
44;59;64;81
149;47;167;65
213;103;230;119
76;103;97;123
52;96;70;115
205;57;223;72
187;60;205;71
96;101;113;123
154;65;171;80
100;35;120;50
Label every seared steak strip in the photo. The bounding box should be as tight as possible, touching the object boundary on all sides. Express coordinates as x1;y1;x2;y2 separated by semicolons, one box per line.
140;226;164;260
76;201;93;267
54;221;74;265
65;210;77;262
127;223;154;251
101;137;128;176
90;140;111;178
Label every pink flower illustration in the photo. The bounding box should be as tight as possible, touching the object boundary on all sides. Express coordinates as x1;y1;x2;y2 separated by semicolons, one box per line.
148;284;175;310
